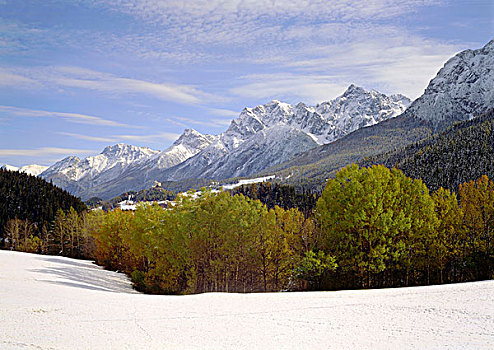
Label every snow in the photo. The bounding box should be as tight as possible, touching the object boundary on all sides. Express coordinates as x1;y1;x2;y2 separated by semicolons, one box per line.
406;39;494;124
1;164;48;176
222;175;276;190
1;164;19;172
1;250;493;350
41;85;410;197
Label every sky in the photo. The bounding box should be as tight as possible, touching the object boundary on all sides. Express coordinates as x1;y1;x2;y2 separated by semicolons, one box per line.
0;0;493;167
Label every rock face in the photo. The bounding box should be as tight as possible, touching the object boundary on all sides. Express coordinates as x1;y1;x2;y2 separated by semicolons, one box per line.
259;39;494;190
405;39;494;128
41;144;160;197
140;129;219;171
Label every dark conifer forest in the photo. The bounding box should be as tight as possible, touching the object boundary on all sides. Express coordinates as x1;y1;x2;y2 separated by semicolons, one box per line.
361;109;494;192
230;182;317;218
0;169;86;244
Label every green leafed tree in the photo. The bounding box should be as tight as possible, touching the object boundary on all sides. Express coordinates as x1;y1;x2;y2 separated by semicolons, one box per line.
316;164;438;288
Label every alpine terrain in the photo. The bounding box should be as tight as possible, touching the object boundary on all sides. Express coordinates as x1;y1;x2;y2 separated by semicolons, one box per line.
267;39;494;189
41;85;410;199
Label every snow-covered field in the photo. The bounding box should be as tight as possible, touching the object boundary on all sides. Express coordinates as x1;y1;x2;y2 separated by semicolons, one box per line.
0;250;493;350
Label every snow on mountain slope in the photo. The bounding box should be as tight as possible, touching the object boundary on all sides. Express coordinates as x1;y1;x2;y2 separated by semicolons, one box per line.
40;144;160;197
224;85;409;147
139;128;218;171
405;39;494;127
1;164;20;172
42;144;159;182
161;85;410;181
39;86;409;198
40;129;218;199
201;126;319;180
19;164;49;176
1;250;493;350
1;164;48;176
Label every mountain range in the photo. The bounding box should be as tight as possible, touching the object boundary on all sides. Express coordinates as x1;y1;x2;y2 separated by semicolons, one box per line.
40;85;410;199
13;39;494;200
264;39;494;189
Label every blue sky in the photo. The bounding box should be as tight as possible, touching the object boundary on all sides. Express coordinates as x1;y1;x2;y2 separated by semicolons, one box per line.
0;0;493;167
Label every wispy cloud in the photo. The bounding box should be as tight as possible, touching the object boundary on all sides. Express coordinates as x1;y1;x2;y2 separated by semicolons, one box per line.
0;105;135;128
172;116;232;128
0;68;39;87
230;73;348;104
58;131;180;145
279;35;458;99
0;66;218;105
0;147;95;157
57;132;117;143
117;132;180;144
51;66;211;105
208;108;239;118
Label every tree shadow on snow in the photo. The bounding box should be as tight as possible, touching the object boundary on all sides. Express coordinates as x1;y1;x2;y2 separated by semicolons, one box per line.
30;256;138;294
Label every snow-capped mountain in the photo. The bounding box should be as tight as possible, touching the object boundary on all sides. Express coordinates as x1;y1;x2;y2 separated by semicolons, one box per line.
1;164;48;176
41;144;160;196
1;164;20;172
41;129;217;199
223;85;409;147
405;39;494;128
20;164;49;176
140;128;218;171
39;85;410;199
162;85;410;181
42;144;159;183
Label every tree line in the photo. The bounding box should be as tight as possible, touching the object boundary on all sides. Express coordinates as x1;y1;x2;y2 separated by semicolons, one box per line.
0;169;86;247
91;190;315;294
2;165;493;294
89;165;493;293
230;182;317;218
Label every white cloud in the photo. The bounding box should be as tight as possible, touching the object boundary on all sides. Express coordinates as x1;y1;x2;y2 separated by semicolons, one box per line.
281;36;459;99
57;132;117;143
0;147;96;157
57;131;181;145
0;105;135;128
0;68;39;88
208;108;239;118
172;116;232;128
117;132;180;144
0;66;217;105
230;73;348;104
104;0;439;26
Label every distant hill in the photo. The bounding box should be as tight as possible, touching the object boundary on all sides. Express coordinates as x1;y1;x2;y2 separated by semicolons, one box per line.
262;115;433;191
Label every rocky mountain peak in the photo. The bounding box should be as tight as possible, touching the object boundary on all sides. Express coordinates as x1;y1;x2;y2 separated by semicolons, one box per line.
172;128;217;151
405;39;494;127
342;84;366;96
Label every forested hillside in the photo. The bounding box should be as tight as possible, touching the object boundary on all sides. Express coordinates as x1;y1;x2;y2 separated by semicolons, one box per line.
262;115;432;191
361;109;494;191
230;182;317;218
0;169;86;244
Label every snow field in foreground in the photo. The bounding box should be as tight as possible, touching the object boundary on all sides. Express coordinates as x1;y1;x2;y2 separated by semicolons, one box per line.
0;250;493;350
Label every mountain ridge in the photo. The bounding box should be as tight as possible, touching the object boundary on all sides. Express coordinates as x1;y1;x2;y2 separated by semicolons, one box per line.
41;85;409;199
261;39;494;190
